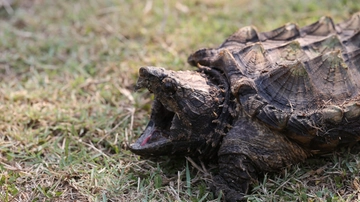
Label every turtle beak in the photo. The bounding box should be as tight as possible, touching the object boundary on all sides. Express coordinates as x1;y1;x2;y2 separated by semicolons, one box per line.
135;66;167;92
130;67;176;156
130;66;226;156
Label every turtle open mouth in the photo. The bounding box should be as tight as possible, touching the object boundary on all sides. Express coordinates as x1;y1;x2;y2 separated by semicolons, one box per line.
130;66;230;156
129;98;175;156
129;67;183;156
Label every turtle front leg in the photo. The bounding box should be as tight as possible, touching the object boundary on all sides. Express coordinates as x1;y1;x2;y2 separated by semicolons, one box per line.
214;114;309;201
212;154;257;202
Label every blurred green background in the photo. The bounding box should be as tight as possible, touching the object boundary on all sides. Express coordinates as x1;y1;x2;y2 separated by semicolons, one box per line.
0;0;359;201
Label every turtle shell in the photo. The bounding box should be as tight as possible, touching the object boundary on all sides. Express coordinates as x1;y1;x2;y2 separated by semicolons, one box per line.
188;12;360;153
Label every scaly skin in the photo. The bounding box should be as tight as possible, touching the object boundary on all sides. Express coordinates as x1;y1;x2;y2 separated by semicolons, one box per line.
131;66;234;158
131;13;360;201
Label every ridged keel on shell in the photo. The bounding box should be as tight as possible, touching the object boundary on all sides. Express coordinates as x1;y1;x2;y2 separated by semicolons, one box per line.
257;61;320;111
305;51;357;101
336;12;360;37
260;23;300;41
187;12;360;139
232;43;272;78
300;16;336;36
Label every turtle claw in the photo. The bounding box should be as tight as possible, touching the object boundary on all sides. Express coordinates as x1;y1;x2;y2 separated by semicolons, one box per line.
211;175;246;202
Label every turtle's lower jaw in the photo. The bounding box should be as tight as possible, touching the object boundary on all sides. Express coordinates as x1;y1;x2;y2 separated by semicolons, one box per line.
129;120;172;156
129;98;175;156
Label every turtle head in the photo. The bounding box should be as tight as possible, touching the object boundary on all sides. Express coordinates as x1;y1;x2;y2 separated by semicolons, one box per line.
130;66;227;157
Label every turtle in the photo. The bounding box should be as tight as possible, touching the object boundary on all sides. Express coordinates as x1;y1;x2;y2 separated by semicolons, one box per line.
130;12;360;201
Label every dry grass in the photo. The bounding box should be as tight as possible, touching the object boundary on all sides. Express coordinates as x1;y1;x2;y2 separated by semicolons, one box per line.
0;0;360;201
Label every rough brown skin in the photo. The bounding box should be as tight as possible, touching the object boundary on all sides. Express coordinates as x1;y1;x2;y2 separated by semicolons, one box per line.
130;13;360;201
131;66;234;158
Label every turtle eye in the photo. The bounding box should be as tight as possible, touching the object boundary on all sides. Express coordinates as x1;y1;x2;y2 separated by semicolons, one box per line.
162;78;176;94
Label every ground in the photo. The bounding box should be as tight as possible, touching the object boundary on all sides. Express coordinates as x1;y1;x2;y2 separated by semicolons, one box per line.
0;0;360;201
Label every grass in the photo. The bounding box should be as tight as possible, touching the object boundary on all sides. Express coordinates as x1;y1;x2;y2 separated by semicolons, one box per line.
0;0;360;201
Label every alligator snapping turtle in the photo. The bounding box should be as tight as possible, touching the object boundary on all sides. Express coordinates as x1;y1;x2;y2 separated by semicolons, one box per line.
130;12;360;201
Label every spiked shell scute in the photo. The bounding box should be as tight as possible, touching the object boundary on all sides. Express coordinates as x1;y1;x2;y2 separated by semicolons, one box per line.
188;12;360;151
